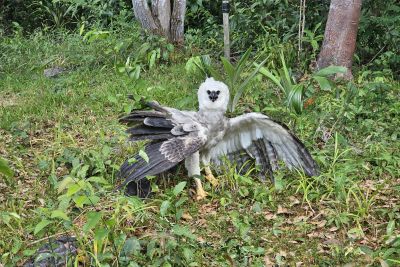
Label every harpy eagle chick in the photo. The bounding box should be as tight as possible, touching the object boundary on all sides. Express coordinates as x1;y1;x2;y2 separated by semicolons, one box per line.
119;78;319;199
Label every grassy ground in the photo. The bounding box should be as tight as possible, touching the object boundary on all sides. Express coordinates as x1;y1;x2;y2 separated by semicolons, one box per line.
0;31;399;266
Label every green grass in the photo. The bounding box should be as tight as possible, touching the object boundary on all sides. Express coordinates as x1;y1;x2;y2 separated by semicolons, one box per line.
0;30;399;266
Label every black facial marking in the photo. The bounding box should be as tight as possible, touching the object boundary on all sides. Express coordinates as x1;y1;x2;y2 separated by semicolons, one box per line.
208;90;219;102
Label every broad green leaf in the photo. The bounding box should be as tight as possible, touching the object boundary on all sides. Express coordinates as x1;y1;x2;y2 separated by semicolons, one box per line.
0;158;13;177
73;195;89;208
122;237;141;257
86;195;100;205
175;196;188;208
172;225;196;239
50;210;70;221
117;66;126;73
147;240;156;259
258;67;284;92
187;55;212;78
236;48;252;69
34;219;52;235
311;40;318;51
83;211;102;233
303;29;314;38
359;245;374;255
124;103;133;114
74;195;100;208
173;181;187;196
238;175;253;185
132;66;141;80
160;200;170;216
77;164;89;179
221;57;235;80
66;183;81;197
138;43;151;57
382;249;395;261
287;84;304;114
234;48;252;83
23;249;36;256
313;75;332;91
185;56;204;77
200;55;212;68
149;51;157;69
94;227;110;242
280;51;292;89
166;43;174;52
314;65;347;77
114;232;127;249
139;149;149;163
387;220;395;235
182;247;194;261
58;177;75;193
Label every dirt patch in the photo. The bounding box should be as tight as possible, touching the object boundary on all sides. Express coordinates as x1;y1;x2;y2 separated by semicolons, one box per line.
0;93;20;107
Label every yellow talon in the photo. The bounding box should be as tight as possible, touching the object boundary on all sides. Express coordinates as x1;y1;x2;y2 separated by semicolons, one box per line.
205;166;219;187
194;177;208;200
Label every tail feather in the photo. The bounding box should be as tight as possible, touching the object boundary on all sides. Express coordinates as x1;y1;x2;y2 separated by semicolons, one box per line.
254;139;274;182
129;133;175;141
119;142;180;187
127;125;172;135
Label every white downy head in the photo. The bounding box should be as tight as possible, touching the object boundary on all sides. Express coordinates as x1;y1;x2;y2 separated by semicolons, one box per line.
197;77;230;112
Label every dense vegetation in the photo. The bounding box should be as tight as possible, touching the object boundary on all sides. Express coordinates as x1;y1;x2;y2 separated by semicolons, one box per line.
0;0;399;266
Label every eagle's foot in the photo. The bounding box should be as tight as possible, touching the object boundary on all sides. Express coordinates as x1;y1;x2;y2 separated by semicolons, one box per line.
195;186;208;201
205;166;219;187
205;173;219;187
193;177;208;201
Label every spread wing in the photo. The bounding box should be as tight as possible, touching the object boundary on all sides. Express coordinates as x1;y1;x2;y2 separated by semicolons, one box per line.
204;113;318;181
119;101;206;194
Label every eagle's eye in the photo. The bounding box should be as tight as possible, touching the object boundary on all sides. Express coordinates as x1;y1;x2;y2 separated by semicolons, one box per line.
216;91;220;95
207;90;211;95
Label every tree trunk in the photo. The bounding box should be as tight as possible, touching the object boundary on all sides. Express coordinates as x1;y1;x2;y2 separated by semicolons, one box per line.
131;0;161;34
316;0;362;80
151;0;171;38
131;0;186;45
170;0;186;45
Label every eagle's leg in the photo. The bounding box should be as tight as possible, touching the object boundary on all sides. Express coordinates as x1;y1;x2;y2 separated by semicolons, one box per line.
185;152;208;200
204;166;219;187
194;177;208;200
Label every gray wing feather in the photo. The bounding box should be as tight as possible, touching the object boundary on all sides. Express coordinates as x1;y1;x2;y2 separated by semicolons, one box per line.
119;136;205;187
207;113;318;180
119;101;207;195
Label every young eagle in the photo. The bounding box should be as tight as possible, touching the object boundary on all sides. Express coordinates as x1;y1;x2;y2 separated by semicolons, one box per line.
119;78;319;200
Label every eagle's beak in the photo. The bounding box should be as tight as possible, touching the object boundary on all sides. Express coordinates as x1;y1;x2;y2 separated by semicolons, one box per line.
209;91;219;102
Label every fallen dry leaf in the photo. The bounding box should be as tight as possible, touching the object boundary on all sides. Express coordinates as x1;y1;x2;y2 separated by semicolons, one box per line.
182;212;193;221
277;205;290;214
289;196;300;206
264;255;275;266
264;212;277;221
311;219;327;228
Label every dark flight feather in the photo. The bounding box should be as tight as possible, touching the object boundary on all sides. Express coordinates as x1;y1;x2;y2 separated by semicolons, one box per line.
126;125;172;135
144;117;174;128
